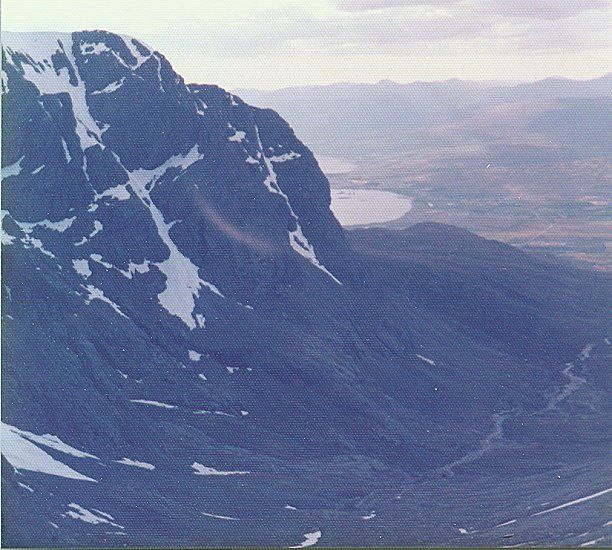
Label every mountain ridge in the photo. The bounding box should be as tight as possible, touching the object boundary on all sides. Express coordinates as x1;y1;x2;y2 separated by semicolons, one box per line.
234;72;612;99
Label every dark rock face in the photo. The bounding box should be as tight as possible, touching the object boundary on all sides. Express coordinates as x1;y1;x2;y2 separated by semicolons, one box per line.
2;31;610;548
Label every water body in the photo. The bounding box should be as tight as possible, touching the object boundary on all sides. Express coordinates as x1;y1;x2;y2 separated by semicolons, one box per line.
317;156;356;174
330;189;413;226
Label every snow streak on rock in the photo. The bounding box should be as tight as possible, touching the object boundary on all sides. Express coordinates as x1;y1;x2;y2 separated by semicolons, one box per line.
112;146;224;329
114;458;155;470
201;511;239;521
3;32;102;150
64;503;123;528
0;422;97;482
191;462;250;476
82;285;127;318
130;399;177;409
533;488;612;516
254;126;341;285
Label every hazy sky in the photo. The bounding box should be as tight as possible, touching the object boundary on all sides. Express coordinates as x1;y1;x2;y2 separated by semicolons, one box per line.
3;0;611;89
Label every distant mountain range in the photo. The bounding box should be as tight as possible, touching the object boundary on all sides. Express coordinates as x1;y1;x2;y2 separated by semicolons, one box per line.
1;31;610;548
235;74;612;159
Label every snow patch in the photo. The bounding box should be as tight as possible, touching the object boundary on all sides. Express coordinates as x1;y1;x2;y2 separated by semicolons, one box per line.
202;511;239;521
290;531;322;548
75;220;103;245
1;225;15;245
579;343;594;361
269;151;301;163
196;99;208;115
496;519;517;527
119;35;153;68
193;410;235;417
0;422;97;482
18;482;34;492
119;260;150;279
228;130;246;142
114;458;155;470
439;411;509;476
17;216;76;233
61;139;72;163
82;284;127;317
546;362;587;411
533;488;612;516
191;462;250;476
9;426;99;460
80;42;111;56
65;503;123;528
91;77;126;95
90;220;103;238
72;259;91;278
1;156;24;178
95;184;131;201
581;538;605;547
416;354;436;366
130;399;176;409
20;235;55;257
90;253;113;268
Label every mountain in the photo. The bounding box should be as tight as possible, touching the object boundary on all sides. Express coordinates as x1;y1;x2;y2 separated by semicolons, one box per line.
2;31;611;548
512;74;612;99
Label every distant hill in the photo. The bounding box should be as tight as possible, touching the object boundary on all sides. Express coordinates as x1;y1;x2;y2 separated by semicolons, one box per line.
235;75;612;159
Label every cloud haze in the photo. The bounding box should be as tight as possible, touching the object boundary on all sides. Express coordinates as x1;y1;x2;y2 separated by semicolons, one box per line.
3;0;611;89
334;0;606;19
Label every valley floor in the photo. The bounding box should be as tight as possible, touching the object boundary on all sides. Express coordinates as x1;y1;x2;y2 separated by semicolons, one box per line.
3;338;610;548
